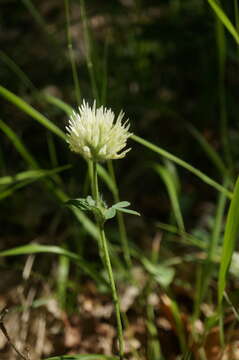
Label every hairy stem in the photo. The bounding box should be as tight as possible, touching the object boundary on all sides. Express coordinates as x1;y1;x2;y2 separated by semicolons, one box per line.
92;161;124;359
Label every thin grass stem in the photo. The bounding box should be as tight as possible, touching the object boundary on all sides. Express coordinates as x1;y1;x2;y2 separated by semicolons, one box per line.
132;134;233;199
216;18;233;171
64;0;82;105
80;0;99;104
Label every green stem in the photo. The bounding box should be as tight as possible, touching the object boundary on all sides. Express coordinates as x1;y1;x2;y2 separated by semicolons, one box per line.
92;161;124;359
132;134;233;199
216;18;233;172
92;161;98;203
64;0;82;105
99;225;124;359
107;160;132;269
80;0;99;104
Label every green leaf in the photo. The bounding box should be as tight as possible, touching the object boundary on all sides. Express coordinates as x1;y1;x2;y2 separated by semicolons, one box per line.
112;201;130;209
132;134;232;199
187;124;228;176
218;176;239;304
66;198;92;211
0;244;105;286
104;207;116;220
66;198;104;224
154;266;175;287
43;354;118;360
43;93;74;115
207;0;239;45
116;208;140;216
170;298;186;352
86;195;95;206
111;201;140;216
0;165;71;200
0;118;37;168
142;258;175;287
153;163;185;233
0;85;66;141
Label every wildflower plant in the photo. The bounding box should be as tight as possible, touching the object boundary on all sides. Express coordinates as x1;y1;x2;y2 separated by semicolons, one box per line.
66;100;140;359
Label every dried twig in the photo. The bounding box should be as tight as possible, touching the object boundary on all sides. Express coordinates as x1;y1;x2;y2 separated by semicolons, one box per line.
0;307;30;360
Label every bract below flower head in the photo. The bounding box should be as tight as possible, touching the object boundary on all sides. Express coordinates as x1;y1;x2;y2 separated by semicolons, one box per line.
66;100;132;162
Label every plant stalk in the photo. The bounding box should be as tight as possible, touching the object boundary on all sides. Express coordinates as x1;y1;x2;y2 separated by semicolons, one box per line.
64;0;82;105
92;161;124;359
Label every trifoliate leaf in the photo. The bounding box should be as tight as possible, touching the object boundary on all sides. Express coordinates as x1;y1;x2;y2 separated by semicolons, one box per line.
116;208;140;216
86;195;95;206
141;258;174;287
154;266;175;287
66;198;91;211
112;201;131;209
104;207;116;220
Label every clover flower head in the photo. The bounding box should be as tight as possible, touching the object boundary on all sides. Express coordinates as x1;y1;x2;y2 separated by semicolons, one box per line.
66;100;132;162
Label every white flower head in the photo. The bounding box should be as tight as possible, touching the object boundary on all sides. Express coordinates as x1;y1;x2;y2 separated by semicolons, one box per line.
66;100;132;162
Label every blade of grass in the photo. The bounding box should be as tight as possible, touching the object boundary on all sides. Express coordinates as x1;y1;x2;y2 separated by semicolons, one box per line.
187;124;228;176
0;118;37;168
21;0;64;57
80;0;99;104
44;93;74;115
153;163;185;232
207;0;239;44
0;51;36;92
47;133;59;168
0;86;66;141
193;177;228;320
132;134;232;199
218;176;239;304
208;178;228;262
0;244;105;286
171;298;186;352
156;221;209;250
0;165;70;200
22;0;49;31
215;17;233;171
0;168;71;187
64;0;81;104
101;35;109;104
146;236;164;360
224;291;239;322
